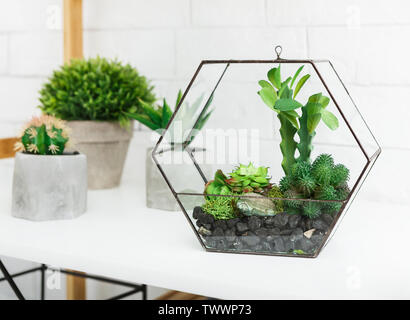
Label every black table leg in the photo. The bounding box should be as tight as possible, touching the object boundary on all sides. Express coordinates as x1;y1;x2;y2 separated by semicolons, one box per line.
0;259;25;300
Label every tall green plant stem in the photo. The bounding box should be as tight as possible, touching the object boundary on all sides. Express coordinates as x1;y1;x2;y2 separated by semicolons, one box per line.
278;113;297;175
297;106;315;163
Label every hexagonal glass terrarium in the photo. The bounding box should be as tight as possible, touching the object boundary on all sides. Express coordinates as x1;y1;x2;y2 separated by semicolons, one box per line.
152;47;381;258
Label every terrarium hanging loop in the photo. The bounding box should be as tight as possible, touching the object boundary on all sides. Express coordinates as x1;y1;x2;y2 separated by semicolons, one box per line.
274;45;283;59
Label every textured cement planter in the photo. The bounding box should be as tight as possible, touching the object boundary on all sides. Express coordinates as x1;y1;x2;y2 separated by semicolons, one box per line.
12;152;87;221
68;121;133;189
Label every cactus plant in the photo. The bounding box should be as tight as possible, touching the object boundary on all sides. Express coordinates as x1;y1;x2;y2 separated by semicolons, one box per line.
258;65;340;171
14;115;71;155
297;93;339;163
257;65;307;175
279;154;350;218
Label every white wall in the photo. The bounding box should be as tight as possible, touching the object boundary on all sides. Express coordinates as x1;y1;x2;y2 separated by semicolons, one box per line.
0;0;409;299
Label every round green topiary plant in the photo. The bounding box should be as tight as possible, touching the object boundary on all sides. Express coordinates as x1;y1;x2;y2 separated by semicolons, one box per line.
38;57;156;128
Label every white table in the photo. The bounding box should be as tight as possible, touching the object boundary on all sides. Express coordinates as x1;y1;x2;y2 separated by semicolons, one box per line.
0;138;409;299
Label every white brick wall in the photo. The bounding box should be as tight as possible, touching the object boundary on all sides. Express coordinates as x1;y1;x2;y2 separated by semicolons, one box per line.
0;0;410;299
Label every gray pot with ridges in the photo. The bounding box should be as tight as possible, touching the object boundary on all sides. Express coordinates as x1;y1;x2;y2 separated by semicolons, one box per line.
67;120;133;190
12;152;87;221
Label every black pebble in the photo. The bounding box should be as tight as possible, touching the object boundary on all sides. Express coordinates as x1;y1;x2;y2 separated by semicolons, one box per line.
264;216;275;227
290;228;304;242
248;216;262;231
273;212;289;228
261;241;274;252
312;218;328;231
236;222;249;233
267;228;281;236
280;229;293;236
213;227;224;238
242;232;260;246
296;238;315;253
273;237;286;252
199;213;215;225
224;228;236;242
193;206;203;219
288;214;302;229
227;218;240;229
214;220;227;231
255;228;269;238
321;213;334;226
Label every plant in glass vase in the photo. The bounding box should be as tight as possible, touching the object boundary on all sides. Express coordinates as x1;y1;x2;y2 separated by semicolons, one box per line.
128;89;214;211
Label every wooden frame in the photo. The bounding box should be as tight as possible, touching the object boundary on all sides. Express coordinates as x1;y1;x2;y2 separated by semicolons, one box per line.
63;0;86;300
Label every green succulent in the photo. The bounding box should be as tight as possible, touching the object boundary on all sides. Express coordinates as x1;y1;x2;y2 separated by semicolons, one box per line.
39;57;156;128
202;194;237;220
226;163;271;194
204;170;231;199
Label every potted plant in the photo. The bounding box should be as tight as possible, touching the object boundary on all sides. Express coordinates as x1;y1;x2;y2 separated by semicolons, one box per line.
38;57;156;189
12;115;87;221
126;90;213;211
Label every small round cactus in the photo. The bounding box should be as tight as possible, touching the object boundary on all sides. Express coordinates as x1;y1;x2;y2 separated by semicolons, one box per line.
14;115;71;155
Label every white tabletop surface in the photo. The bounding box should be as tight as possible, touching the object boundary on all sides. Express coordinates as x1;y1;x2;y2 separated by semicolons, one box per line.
0;135;409;299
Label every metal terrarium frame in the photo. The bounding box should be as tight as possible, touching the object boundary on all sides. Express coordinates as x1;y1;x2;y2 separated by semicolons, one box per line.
152;46;381;258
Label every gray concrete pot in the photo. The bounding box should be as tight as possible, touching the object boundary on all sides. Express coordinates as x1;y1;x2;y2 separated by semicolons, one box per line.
12;152;87;221
67;121;133;189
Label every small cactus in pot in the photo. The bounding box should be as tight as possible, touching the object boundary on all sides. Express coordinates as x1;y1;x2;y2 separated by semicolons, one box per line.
12;115;87;221
14;115;71;155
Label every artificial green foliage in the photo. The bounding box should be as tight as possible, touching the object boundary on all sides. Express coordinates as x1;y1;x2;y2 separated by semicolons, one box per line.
258;65;309;175
205;163;271;197
303;201;322;219
258;65;340;172
225;163;271;194
15;115;70;155
297;93;339;162
279;154;350;218
38;57;156;128
267;185;284;213
204;170;231;199
312;154;334;185
331;164;350;187
202;195;237;220
183;93;214;146
126;90;182;131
